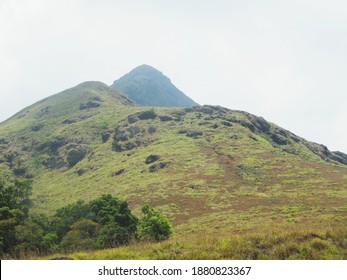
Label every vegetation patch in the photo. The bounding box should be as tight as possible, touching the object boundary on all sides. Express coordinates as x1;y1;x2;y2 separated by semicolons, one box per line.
0;180;172;258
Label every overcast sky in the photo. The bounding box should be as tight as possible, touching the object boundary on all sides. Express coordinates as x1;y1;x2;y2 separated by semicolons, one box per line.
1;0;346;153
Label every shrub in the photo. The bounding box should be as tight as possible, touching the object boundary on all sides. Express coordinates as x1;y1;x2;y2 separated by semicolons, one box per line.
138;205;172;242
98;224;131;248
15;220;44;254
60;219;100;251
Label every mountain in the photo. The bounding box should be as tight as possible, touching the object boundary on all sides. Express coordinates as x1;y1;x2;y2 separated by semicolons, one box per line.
111;65;198;107
1;74;347;259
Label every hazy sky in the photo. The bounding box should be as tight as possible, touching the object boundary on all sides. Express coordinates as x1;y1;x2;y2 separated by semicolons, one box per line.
1;0;346;153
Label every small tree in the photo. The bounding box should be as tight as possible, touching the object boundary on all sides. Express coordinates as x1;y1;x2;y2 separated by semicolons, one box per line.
138;205;172;242
98;224;131;248
0;179;32;255
15;220;44;255
60;219;100;251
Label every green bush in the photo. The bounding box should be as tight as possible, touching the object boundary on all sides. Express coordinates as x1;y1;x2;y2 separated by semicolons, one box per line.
60;219;100;251
1;189;172;256
15;220;44;254
0;180;32;255
54;195;138;250
138;205;173;242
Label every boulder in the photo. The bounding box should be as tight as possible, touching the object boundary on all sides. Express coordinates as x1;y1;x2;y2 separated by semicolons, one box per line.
67;148;87;167
186;130;203;138
79;101;100;110
196;106;215;115
221;121;232;127
137;110;157;120
127;114;138;124
43;157;67;169
148;126;157;134
77;168;86;176
145;154;160;164
50;137;68;154
101;132;111;143
178;129;187;134
31;124;44;131
112;169;125;176
159;115;174;122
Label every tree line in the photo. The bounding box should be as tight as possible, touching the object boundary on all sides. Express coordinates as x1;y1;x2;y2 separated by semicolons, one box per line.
0;179;172;258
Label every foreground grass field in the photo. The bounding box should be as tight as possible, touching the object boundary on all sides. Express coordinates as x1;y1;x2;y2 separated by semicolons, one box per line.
41;225;346;260
36;209;346;260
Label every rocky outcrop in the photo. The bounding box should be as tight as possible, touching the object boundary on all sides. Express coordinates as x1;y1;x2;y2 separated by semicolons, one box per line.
31;124;44;131
145;155;160;164
112;169;125;176
80;98;102;110
67;148;86;167
43;156;67;169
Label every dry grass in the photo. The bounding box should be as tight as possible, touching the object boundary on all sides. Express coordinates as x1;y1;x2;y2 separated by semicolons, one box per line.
32;225;347;260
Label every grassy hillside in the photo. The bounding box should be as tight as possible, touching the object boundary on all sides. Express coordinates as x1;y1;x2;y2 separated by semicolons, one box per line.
1;82;346;259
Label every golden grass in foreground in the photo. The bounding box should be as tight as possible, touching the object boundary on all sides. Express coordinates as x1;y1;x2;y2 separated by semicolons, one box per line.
39;226;347;260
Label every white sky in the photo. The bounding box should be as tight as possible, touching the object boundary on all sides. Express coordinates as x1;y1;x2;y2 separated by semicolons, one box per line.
0;0;346;153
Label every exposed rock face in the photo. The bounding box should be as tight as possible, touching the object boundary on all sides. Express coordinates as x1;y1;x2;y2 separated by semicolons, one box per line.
271;133;288;145
185;105;347;166
331;151;347;165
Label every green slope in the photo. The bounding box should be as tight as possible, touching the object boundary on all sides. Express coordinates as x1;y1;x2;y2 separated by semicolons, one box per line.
1;82;347;259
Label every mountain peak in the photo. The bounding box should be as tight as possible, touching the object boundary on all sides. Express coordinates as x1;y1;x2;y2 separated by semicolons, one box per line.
133;64;159;71
131;64;165;73
75;81;110;88
111;65;197;107
128;64;169;81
